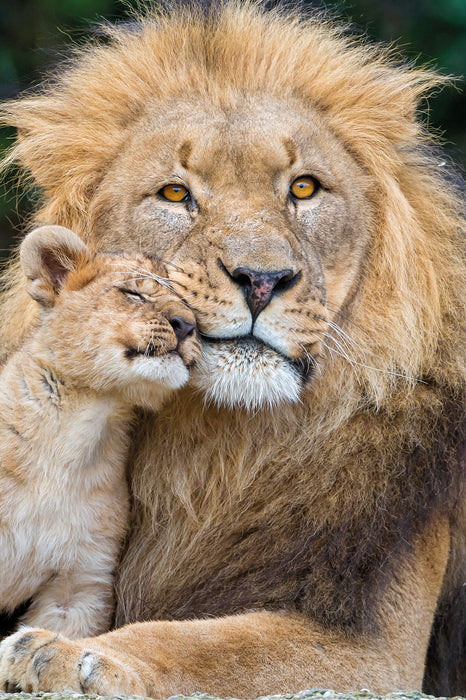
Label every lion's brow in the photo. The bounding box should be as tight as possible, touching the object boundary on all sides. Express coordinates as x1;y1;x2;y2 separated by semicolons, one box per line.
282;138;298;168
178;140;193;171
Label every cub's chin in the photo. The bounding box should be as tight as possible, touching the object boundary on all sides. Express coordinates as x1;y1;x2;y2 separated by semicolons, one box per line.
192;337;305;411
119;353;191;411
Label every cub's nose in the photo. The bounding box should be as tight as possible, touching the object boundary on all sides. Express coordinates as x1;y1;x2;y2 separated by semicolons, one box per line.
230;267;295;320
169;316;196;344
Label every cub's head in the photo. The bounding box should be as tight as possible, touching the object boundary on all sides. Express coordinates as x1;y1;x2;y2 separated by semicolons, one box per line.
20;225;201;408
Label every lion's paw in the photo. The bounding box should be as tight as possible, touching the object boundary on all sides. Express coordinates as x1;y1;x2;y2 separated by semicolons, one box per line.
0;627;145;695
74;649;146;696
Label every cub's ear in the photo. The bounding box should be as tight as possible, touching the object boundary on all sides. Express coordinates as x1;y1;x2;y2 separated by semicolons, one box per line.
20;225;92;306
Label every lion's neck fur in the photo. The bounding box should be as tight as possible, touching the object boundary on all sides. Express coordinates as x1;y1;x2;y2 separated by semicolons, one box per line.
115;368;462;629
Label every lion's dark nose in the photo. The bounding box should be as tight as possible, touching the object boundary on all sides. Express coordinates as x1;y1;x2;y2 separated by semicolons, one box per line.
169;316;196;343
230;267;296;320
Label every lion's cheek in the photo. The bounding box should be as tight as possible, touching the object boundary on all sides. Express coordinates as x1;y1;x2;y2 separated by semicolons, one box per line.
324;260;363;314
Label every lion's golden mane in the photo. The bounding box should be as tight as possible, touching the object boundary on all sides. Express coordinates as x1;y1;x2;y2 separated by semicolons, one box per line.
0;2;464;694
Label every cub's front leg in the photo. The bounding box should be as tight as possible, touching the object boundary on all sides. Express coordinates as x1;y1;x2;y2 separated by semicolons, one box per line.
0;628;146;696
19;567;115;639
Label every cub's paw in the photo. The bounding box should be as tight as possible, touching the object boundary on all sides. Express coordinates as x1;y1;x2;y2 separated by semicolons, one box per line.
0;627;145;695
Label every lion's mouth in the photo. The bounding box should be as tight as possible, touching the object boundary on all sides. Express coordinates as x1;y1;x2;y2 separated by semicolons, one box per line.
200;334;315;382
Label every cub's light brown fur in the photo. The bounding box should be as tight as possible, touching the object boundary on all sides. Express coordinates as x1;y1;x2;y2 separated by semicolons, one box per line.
0;2;464;698
0;225;199;638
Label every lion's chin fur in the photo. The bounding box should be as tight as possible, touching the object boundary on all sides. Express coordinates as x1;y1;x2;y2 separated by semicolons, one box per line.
192;339;302;411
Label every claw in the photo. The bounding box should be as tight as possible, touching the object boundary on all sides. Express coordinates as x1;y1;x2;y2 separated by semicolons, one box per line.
78;652;101;692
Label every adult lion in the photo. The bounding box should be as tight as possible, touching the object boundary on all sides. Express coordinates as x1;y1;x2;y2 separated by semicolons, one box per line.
0;2;464;698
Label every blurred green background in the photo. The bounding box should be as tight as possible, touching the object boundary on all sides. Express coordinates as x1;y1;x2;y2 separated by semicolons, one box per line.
0;0;465;253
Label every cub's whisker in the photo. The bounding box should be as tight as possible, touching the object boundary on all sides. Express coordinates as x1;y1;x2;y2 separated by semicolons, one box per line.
111;263;174;289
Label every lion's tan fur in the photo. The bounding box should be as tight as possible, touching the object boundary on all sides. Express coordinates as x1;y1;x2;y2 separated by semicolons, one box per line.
0;2;464;696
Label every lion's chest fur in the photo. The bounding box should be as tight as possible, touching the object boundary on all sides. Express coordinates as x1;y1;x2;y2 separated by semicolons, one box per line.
116;383;463;633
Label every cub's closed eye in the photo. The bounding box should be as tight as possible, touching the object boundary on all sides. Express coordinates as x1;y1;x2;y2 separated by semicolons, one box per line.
159;184;190;202
119;288;146;302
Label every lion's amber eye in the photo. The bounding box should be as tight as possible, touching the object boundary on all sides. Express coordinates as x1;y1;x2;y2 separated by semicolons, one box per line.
290;176;317;199
159;184;189;202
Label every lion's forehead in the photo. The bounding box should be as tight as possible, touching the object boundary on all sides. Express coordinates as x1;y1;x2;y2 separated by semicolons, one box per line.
95;94;372;268
129;94;357;185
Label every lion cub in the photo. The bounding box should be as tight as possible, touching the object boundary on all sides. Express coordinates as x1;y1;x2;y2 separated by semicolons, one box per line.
0;225;200;638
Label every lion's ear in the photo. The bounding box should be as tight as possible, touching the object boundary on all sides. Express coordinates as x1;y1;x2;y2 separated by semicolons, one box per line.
20;226;91;306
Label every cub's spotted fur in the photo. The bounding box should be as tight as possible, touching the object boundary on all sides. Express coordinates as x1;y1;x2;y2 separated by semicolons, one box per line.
0;225;200;638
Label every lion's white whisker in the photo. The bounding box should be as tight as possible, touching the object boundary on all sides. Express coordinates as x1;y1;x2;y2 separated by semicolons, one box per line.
322;334;424;383
327;320;368;360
